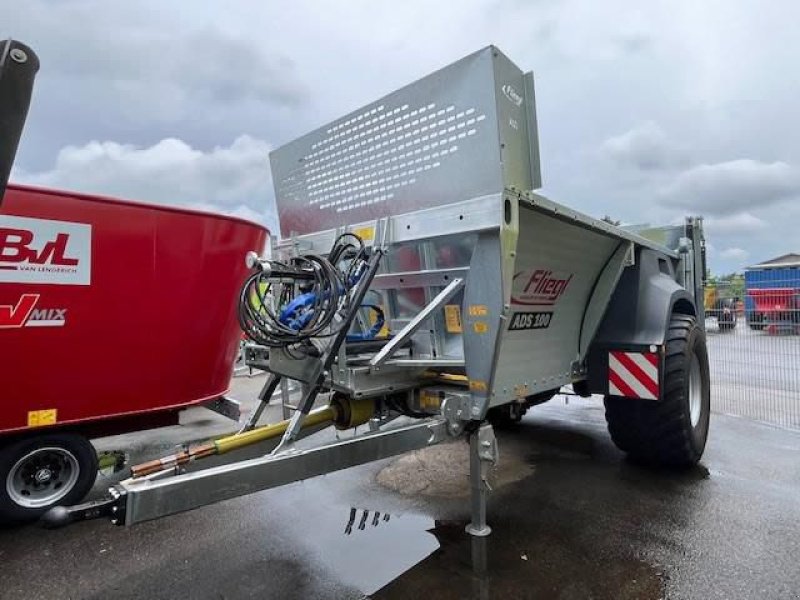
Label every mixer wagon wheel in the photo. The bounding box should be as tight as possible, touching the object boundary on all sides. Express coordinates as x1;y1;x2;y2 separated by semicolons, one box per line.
0;432;98;523
604;314;710;467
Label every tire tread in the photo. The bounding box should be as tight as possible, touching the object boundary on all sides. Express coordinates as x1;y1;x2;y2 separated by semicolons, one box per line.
604;315;709;466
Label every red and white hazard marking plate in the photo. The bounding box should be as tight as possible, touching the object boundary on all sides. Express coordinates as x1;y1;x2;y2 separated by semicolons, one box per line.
608;351;660;400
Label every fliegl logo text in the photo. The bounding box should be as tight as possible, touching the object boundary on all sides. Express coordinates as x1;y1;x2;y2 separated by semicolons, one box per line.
0;294;67;329
511;269;573;306
501;84;523;107
0;216;91;286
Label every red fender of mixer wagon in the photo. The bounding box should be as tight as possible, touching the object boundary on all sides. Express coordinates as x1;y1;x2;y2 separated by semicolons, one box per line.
0;184;268;436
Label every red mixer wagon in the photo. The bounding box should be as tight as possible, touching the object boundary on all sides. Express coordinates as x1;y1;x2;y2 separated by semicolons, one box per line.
0;183;267;520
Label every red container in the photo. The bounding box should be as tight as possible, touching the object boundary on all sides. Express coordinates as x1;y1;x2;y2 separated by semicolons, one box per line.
748;288;800;334
0;184;268;435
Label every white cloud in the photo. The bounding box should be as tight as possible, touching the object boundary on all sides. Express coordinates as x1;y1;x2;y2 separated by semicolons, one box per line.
6;0;800;275
13;136;277;232
5;5;306;111
719;247;749;261
704;212;768;234
600;122;687;171
658;160;800;215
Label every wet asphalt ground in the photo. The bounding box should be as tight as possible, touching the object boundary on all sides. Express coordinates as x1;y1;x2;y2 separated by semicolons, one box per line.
1;374;799;600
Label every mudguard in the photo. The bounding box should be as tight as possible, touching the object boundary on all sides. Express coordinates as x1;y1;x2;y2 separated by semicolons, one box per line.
583;247;696;394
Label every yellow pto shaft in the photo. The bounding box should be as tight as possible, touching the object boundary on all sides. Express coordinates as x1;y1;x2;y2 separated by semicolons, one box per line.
130;398;374;478
213;405;336;454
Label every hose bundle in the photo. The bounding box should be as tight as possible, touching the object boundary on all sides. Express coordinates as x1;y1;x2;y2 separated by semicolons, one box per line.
237;234;368;351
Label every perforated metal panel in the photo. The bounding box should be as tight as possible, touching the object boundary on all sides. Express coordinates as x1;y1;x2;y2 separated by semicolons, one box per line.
270;46;540;237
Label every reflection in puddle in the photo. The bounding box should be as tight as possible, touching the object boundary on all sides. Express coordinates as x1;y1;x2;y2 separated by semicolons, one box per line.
259;478;443;596
470;534;490;600
316;510;495;598
289;504;438;596
344;507;391;535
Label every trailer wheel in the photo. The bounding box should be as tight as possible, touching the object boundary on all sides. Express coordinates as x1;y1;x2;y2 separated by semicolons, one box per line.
0;433;97;523
604;314;710;467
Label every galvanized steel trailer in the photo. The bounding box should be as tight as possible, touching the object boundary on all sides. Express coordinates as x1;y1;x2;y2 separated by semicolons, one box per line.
48;46;710;535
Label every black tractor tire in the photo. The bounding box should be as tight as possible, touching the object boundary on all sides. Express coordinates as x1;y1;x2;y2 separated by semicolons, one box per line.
712;299;736;332
0;432;98;523
604;314;710;467
718;313;736;331
747;312;767;331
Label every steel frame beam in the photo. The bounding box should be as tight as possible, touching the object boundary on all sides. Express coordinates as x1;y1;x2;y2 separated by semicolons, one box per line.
369;277;465;368
119;418;449;526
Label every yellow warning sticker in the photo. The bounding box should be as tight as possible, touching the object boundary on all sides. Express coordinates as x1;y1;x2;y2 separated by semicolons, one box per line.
444;304;463;333
28;409;57;427
468;305;488;317
469;380;488;393
473;321;489;334
352;225;375;242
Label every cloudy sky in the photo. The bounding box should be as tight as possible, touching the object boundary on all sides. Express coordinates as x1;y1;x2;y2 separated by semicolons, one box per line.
5;0;799;274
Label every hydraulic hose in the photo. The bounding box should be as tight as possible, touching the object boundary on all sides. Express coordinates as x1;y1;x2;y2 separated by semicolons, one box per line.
237;233;370;351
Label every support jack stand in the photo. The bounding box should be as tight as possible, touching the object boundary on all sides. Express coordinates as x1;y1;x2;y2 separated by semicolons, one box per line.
466;423;497;537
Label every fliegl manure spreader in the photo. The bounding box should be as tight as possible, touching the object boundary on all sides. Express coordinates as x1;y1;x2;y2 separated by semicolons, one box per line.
47;46;711;535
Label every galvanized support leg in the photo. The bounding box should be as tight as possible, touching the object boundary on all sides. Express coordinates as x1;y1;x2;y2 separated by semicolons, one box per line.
280;378;291;420
466;423;497;537
272;382;320;453
239;373;281;433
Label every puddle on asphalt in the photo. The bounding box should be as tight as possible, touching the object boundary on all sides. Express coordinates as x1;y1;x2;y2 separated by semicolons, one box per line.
261;488;440;596
372;520;666;600
266;498;665;599
257;423;671;598
302;506;439;596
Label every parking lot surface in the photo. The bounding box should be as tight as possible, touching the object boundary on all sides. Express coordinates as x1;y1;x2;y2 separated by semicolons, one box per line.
1;375;799;599
706;322;800;429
